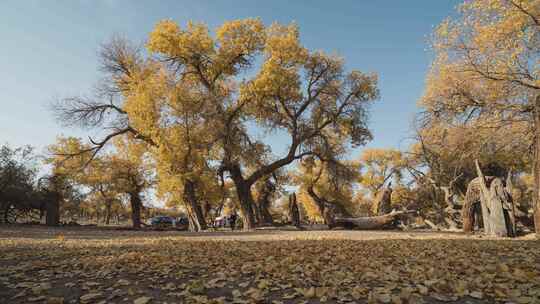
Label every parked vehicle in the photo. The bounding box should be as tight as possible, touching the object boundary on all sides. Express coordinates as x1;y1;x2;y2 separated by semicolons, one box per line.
213;214;239;229
150;216;174;227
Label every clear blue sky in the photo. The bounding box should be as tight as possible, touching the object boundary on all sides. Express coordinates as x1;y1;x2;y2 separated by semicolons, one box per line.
0;0;460;157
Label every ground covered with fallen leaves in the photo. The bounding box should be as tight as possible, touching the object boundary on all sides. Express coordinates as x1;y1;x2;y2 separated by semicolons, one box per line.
0;226;539;304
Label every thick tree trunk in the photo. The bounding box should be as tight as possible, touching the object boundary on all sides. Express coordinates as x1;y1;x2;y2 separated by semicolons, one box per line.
44;176;62;226
323;204;336;228
183;179;207;232
255;181;275;225
45;200;60;226
44;190;60;226
533;96;540;234
105;200;111;225
229;164;256;230
129;191;142;229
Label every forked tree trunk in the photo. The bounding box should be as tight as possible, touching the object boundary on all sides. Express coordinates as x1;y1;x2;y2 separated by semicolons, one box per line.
183;179;207;232
129;191;142;229
228;164;256;230
306;185;353;225
306;186;333;225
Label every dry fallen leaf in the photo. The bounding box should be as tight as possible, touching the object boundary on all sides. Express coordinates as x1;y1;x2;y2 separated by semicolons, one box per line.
80;292;103;303
133;296;152;304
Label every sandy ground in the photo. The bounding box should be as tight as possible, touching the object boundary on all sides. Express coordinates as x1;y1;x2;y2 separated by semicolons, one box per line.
1;224;536;241
0;225;539;304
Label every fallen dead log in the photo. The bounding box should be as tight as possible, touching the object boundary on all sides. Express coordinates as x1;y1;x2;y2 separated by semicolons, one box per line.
331;210;416;230
424;219;440;230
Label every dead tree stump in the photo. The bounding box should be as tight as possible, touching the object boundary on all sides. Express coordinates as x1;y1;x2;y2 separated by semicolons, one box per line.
461;161;515;237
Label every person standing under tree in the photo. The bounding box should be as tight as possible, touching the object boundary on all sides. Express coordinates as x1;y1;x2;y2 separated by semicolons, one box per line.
229;211;238;231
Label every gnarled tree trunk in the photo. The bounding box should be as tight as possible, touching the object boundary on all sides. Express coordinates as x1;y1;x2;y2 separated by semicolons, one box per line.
307;186;333;226
228;164;256;230
462;176;495;232
461;161;515;237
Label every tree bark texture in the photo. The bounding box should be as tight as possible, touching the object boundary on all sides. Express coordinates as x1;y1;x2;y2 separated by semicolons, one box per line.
255;180;275;225
129;191;142;229
533;95;540;234
183;179;207;232
228;164;256;230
